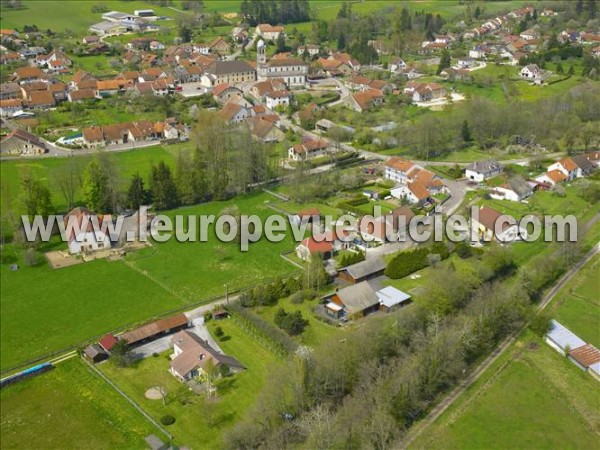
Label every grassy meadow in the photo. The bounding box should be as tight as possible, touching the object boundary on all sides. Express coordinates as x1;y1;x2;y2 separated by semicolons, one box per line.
1;357;158;449
409;331;600;450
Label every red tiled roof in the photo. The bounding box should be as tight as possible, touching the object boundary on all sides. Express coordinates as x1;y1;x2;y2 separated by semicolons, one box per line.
300;237;334;254
99;334;118;351
385;157;414;173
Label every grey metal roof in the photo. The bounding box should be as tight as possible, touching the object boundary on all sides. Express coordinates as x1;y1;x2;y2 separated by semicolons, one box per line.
376;286;411;308
572;154;595;172
336;281;379;315
546;320;586;351
341;256;386;280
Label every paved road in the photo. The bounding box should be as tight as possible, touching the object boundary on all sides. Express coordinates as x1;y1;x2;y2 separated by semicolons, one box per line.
399;228;600;449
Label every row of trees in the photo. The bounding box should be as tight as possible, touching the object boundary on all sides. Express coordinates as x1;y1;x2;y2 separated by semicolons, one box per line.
223;241;578;448
240;0;310;26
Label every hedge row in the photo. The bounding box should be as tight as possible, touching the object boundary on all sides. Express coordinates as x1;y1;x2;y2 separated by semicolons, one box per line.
227;303;298;356
385;242;451;279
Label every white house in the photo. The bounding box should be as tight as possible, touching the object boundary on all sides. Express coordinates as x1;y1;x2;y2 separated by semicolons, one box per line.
535;170;567;186
255;24;284;41
389;56;407;73
384;157;417;183
465;159;503;182
218;101;250;124
472;206;528;242
490;177;534;202
520;64;540;79
288;139;330;161
63;207;112;254
265;90;290;110
548;157;578;180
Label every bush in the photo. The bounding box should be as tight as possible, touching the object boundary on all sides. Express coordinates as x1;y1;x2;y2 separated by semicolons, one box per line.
455;241;472;259
160;415;176;426
214;326;224;339
204;312;213;322
274;308;309;336
336;250;365;268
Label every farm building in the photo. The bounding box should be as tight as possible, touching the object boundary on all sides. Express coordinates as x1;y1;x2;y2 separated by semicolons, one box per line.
325;283;411;319
98;334;118;352
338;257;386;284
545;320;586;356
119;314;189;347
84;344;108;363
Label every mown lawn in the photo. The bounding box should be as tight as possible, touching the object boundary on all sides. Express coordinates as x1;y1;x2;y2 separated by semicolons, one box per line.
100;318;280;448
1;357;157;449
410;331;600;450
548;254;600;348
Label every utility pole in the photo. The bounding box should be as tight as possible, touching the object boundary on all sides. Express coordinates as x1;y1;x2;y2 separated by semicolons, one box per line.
224;283;229;305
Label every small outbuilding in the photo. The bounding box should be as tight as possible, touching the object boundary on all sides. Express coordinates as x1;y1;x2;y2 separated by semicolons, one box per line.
84;344;108;363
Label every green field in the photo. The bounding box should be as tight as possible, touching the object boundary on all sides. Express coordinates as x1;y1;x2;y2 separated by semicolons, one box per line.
100;318;280;448
409;331;600;450
0;254;187;370
548;254;600;348
1;357;157;449
0;1;184;35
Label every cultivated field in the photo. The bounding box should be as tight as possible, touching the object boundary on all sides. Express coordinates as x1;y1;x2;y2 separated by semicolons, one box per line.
1;357;158;448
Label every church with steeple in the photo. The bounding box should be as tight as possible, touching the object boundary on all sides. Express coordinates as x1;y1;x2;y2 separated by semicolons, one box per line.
256;39;308;87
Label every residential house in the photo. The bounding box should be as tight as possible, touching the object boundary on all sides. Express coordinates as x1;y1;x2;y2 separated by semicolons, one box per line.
0;129;46;155
368;39;388;55
391;181;431;205
255;24;285;41
212;83;244;105
265;90;290;109
348;88;384;112
337;257;386;284
26;90;56;109
82;35;100;44
296;236;334;261
490;177;534;202
251;78;286;100
63;207;112;254
384;157;416;183
0;82;23;100
465;159;503;182
471;205;527;242
68;89;97;102
297;44;320;57
570;155;596;178
535;170;568;186
358;206;416;243
288;139;330;161
317;57;351;76
0;98;23;117
389;56;407;73
245;115;284;143
170;330;244;382
12;66;46;82
328;52;360;70
218;101;251;124
547;157;579;180
520;64;541;79
210;37;230;55
403;81;446;103
326;281;380;319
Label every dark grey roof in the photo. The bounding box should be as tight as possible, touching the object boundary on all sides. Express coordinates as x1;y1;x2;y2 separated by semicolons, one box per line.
466;159;502;174
84;344;107;359
507;176;533;196
336;281;379;315
572;154;596;172
341;256;386;280
186;331;245;370
206;60;254;76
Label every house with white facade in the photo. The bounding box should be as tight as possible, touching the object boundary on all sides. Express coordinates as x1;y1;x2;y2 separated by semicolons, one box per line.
64;207;113;254
465;159;503;182
490;177;534;202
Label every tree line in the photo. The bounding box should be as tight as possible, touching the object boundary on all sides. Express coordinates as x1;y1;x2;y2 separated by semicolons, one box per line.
240;0;310;27
223;241;583;449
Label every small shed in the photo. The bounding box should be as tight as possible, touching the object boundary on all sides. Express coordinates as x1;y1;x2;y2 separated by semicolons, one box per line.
84;344;108;363
212;309;229;320
376;286;411;312
144;434;168;450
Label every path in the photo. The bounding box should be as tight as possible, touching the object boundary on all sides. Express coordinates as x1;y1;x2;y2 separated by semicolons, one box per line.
400;230;600;449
